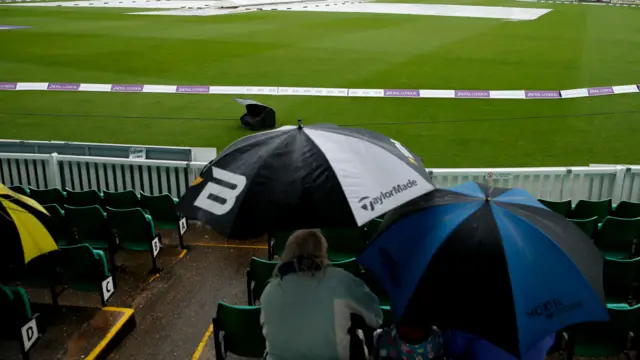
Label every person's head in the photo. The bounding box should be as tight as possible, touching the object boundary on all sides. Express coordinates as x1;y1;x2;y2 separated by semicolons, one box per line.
397;324;431;345
276;229;329;276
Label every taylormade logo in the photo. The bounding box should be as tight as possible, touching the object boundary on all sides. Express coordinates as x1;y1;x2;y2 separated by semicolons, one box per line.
359;179;418;211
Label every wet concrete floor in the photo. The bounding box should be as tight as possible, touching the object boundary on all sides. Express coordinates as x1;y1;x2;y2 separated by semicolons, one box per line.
109;243;267;359
2;224;268;360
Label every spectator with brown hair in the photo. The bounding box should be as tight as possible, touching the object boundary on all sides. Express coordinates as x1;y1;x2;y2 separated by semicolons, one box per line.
260;229;382;360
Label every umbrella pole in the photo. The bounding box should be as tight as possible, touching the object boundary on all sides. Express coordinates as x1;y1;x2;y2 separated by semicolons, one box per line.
246;268;253;306
49;282;59;308
42;254;60;308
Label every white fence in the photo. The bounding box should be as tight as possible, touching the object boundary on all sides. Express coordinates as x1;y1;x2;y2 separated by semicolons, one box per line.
427;166;636;203
0;153;208;198
1;152;639;203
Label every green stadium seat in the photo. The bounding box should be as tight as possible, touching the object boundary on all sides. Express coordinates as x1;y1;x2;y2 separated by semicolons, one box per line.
322;228;367;261
59;245;114;306
20;252;63;306
570;199;613;223
212;302;265;359
107;207;162;273
603;257;639;305
0;284;38;356
0;285;32;332
380;305;393;328
245;257;363;305
246;257;278;305
612;201;640;219
268;230;293;261
331;258;362;277
28;187;66;207
140;193;187;249
64;205;114;254
42;204;75;247
538;199;572;217
594;216;640;260
568;216;598;238
20;245;116;307
568;303;640;359
65;188;103;208
103;189;139;210
269;228;366;261
8;185;29;197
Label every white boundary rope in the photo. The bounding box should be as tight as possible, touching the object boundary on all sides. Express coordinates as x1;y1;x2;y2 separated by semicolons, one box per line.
518;0;640;7
0;82;638;99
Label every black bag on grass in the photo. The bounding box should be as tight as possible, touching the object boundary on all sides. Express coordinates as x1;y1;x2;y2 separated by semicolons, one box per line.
235;98;276;131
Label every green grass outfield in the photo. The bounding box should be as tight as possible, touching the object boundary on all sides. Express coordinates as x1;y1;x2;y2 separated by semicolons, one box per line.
1;0;639;167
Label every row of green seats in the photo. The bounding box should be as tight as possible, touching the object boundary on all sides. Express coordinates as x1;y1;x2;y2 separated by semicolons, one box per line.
604;257;640;305
11;185;140;209
212;302;393;360
267;219;385;262
42;205;163;273
0;284;38;357
566;303;640;359
248;256;639;309
539;198;640;221
539;199;640;259
19;244;115;307
8;185;185;247
571;216;640;259
212;301;640;360
246;257;389;307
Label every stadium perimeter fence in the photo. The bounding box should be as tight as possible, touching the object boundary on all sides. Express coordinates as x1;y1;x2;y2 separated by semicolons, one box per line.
1;152;639;203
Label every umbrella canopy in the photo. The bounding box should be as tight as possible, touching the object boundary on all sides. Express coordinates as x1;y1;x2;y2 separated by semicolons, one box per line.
357;182;608;358
178;122;435;239
0;184;58;272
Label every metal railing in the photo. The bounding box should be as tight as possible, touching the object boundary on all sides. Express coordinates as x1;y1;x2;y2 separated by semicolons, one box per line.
0;152;207;198
426;166;627;203
1;152;638;203
0;139;194;161
0;153;53;190
55;155;207;198
620;166;640;203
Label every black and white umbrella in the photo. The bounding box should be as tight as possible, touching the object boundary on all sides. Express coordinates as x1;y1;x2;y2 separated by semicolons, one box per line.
178;122;435;239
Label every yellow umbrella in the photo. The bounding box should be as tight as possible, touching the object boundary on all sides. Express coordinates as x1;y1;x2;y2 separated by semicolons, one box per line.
0;184;58;266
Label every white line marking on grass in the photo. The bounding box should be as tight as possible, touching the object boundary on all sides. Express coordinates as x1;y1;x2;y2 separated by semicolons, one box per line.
517;0;639;7
1;81;639;100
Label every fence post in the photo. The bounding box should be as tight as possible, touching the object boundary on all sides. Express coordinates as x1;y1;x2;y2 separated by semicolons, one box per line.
561;168;572;203
185;161;192;196
425;168;437;187
48;153;62;189
611;165;627;205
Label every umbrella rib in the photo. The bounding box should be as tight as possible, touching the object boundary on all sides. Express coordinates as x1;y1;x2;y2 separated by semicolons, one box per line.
225;131;299;232
492;202;602;293
492;200;550;212
0;209;14;222
0;198;48;218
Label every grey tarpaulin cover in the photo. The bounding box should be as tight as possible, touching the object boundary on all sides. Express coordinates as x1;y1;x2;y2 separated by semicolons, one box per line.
235;98;276;131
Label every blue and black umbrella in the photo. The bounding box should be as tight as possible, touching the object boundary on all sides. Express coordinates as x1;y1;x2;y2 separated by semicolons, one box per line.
357;181;608;358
